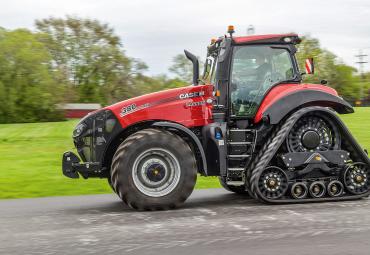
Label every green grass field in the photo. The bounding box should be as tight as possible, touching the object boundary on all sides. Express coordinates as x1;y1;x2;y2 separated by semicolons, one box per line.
0;108;369;199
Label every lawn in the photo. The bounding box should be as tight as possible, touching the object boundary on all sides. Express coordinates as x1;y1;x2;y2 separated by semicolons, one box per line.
0;108;369;199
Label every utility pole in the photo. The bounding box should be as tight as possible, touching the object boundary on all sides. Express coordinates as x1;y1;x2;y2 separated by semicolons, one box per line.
247;25;255;35
355;49;368;101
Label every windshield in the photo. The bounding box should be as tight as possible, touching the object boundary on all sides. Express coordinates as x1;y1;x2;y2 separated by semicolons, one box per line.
230;45;296;117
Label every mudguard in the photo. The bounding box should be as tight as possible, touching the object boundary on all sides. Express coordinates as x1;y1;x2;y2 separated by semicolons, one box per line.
259;89;354;124
152;121;208;175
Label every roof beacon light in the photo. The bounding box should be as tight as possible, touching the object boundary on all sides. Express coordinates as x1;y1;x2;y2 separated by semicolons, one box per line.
227;25;235;37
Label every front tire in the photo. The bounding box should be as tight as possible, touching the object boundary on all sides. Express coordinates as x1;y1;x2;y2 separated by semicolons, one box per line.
111;128;197;210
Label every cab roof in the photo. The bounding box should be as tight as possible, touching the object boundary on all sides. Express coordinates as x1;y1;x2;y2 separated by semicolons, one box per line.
232;33;300;45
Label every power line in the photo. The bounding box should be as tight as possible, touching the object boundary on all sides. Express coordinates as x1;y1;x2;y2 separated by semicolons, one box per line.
355;49;368;100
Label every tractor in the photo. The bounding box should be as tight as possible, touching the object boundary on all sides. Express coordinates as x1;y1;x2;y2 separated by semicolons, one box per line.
62;26;370;210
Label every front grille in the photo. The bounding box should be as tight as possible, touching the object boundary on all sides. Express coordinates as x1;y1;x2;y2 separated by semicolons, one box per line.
73;109;120;164
75;136;93;162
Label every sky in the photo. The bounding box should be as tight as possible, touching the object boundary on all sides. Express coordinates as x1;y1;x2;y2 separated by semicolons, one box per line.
1;0;370;75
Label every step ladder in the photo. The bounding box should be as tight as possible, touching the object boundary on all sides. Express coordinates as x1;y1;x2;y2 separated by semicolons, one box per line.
226;129;256;186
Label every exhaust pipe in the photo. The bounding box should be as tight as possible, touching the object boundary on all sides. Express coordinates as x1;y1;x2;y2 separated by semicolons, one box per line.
309;181;326;198
184;50;199;86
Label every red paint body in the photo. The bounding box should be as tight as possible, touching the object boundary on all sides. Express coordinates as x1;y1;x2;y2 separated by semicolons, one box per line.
65;109;97;118
254;83;338;123
233;33;298;44
105;83;339;129
105;85;214;128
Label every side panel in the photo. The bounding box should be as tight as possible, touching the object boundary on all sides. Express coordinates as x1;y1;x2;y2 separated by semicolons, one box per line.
105;85;214;128
254;83;353;124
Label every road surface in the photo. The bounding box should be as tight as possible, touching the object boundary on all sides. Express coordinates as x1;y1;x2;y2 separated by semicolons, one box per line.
1;189;370;255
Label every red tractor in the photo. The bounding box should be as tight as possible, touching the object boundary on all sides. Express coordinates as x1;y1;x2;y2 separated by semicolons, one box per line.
63;26;370;210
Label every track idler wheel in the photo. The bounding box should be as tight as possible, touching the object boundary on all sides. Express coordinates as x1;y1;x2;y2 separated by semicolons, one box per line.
291;182;308;199
343;163;370;195
327;180;344;197
257;166;288;200
309;181;326;198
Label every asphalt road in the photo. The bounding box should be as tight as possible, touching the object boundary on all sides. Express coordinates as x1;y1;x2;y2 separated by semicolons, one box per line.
1;189;370;255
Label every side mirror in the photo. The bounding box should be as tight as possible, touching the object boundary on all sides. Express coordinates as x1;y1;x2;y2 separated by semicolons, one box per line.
305;58;314;74
184;50;199;85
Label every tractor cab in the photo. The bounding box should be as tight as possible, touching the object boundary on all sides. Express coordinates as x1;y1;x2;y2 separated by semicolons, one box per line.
197;27;302;125
188;27;307;180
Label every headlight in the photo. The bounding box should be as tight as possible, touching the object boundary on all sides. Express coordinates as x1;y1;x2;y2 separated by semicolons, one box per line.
73;123;87;138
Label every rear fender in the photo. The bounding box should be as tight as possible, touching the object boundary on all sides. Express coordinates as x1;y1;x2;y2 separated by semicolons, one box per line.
258;90;354;124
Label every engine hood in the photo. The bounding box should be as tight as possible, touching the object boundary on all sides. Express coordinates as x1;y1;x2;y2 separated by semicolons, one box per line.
104;84;215;128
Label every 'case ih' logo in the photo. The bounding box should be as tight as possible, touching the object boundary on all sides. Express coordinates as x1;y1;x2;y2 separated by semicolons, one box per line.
179;91;205;99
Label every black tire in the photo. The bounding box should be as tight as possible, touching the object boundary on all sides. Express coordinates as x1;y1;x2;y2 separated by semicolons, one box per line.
218;176;249;195
111;128;197;210
107;177;116;193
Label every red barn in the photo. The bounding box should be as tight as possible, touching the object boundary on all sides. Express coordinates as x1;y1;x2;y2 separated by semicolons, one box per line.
59;103;102;118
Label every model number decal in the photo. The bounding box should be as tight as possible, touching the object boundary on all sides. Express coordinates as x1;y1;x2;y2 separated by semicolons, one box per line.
120;103;150;117
179;91;205;99
186;101;206;107
120;104;137;117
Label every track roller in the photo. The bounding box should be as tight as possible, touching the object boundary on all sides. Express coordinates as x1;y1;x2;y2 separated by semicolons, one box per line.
309;181;326;198
291;182;308;199
257;166;288;200
327;180;344;197
343;162;370;195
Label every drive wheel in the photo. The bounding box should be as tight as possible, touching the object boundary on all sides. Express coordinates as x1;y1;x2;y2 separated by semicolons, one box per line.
218;176;249;195
286;112;341;153
111;128;197;210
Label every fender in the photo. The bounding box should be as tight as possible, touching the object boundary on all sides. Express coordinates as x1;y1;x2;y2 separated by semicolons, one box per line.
257;89;354;124
152;121;208;175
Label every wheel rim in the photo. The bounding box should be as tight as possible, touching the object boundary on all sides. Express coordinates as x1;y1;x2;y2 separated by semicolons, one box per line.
132;148;181;197
258;166;289;199
327;180;344;197
291;182;308;199
309;181;326;198
343;163;370;195
286;113;340;153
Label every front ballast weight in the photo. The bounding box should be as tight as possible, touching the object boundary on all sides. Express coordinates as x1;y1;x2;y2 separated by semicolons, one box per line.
246;106;370;203
62;151;103;179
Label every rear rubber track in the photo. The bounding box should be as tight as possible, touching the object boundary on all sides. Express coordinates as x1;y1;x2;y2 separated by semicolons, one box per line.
247;106;370;203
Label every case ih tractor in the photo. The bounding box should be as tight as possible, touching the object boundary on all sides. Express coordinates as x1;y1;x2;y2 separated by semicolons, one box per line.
63;26;370;210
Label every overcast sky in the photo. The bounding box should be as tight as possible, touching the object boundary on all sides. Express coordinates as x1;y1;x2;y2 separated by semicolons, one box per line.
1;0;370;75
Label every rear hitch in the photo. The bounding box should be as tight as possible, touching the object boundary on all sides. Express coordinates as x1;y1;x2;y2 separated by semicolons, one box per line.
62;151;101;179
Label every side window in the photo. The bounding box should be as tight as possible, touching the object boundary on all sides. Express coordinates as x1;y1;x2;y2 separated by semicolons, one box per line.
230;46;295;117
272;50;294;80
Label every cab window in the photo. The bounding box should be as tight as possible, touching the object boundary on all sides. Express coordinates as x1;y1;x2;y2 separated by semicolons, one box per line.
230;46;295;117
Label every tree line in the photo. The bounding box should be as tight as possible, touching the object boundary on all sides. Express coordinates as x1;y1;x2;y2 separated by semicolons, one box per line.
0;16;367;123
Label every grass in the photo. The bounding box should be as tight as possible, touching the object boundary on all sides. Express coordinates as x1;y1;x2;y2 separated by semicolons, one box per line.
0;108;369;199
0;120;220;199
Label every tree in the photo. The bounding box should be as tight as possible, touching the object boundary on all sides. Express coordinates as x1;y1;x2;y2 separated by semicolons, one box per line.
169;54;195;84
35;16;146;105
0;29;63;123
296;36;360;101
